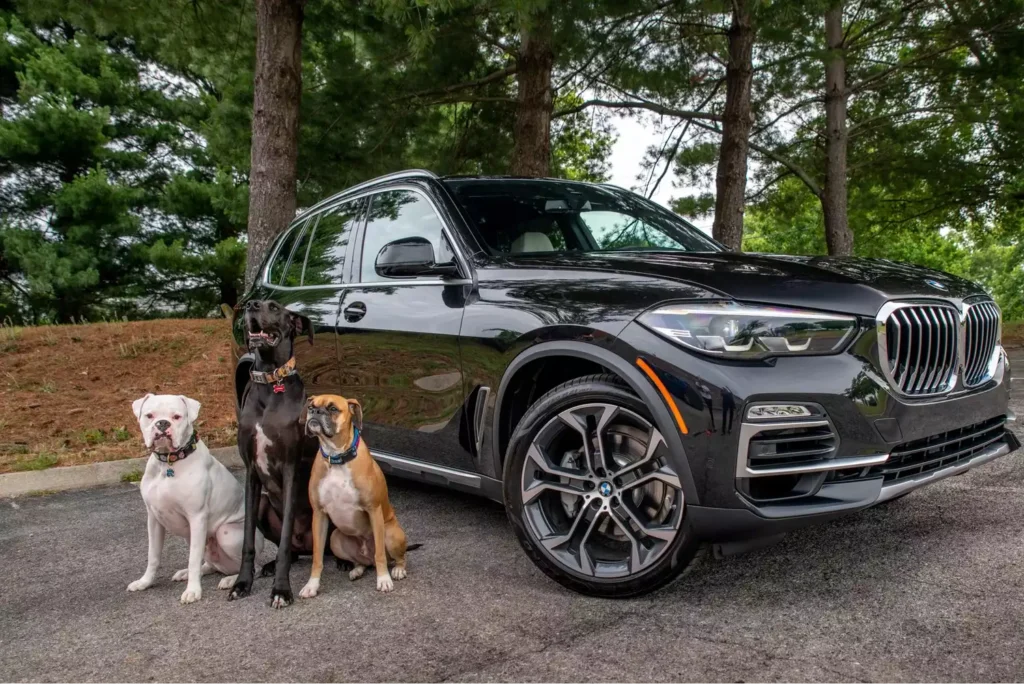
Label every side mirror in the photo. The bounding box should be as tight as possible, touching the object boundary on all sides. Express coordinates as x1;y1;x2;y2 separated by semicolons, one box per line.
375;237;458;278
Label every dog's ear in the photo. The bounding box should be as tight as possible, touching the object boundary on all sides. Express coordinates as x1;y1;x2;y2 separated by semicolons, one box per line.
289;312;314;346
348;398;363;431
132;393;153;420
180;396;201;423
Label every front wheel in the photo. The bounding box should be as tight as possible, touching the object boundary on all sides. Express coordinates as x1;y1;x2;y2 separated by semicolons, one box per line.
503;374;701;597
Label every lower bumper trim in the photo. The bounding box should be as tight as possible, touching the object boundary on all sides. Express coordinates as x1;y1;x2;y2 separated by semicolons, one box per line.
875;439;1013;503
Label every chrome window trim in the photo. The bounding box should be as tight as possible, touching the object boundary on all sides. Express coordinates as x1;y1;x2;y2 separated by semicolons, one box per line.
260;183;470;291
356;184;470;285
296;169;438;222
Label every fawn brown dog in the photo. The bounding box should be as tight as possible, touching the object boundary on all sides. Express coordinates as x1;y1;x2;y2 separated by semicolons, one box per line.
299;394;411;596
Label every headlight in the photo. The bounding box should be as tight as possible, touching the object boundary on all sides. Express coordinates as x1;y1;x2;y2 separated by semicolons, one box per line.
638;301;858;359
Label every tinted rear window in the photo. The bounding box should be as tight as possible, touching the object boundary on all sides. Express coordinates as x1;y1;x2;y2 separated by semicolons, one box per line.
445;179;721;256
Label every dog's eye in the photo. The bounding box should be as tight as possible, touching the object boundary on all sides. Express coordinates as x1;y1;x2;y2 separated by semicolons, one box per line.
328;405;339;413
145;413;154;420
172;414;182;421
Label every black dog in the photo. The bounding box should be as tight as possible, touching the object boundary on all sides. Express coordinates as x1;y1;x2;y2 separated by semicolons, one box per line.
229;299;318;608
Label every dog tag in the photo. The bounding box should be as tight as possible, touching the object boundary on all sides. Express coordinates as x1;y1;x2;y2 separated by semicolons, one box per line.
166;468;174;477
273;382;285;394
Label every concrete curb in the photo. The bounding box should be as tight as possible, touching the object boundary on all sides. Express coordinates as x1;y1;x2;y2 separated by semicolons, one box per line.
0;446;242;498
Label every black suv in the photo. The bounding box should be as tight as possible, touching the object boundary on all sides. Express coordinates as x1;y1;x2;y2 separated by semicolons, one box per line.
233;169;1019;597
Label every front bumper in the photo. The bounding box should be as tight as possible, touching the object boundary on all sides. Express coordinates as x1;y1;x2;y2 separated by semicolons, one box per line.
613;322;1021;543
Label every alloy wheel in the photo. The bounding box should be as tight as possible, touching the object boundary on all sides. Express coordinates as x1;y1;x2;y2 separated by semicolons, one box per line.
520;402;684;579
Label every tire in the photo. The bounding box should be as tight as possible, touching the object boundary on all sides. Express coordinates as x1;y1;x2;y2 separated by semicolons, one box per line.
503;373;701;598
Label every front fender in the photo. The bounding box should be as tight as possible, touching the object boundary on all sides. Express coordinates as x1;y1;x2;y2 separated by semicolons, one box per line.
489;340;700;506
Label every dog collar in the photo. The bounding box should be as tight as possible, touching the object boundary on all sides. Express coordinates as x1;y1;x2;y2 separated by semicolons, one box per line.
321;428;359;466
154;431;198;477
250;357;297;393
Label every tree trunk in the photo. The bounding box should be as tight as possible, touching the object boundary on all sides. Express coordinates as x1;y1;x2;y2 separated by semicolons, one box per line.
244;0;305;289
712;0;755;250
510;9;554;177
822;2;853;256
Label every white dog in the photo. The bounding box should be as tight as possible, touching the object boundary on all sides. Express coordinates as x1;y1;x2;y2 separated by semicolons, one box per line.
127;393;263;604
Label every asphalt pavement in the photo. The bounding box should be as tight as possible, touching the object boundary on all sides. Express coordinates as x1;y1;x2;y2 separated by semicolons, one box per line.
2;354;1023;682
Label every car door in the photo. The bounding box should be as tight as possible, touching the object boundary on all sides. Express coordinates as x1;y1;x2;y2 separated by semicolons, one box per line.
336;186;475;472
262;198;367;396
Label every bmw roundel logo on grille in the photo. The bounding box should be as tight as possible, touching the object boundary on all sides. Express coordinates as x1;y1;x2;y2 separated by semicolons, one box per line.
598;481;613;496
925;278;948;291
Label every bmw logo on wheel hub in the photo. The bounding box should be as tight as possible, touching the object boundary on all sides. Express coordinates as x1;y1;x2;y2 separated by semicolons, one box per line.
598;481;613;497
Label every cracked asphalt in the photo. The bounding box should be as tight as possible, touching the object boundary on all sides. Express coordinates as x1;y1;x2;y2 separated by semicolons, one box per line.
2;353;1022;683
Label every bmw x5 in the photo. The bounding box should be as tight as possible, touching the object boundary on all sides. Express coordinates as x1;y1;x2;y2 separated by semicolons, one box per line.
233;169;1019;597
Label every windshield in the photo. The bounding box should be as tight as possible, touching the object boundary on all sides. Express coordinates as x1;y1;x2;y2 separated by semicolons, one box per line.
445;178;723;256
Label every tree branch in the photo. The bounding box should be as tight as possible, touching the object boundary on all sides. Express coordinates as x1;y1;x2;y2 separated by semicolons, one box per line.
394;64;518;102
693;119;823;197
553;99;722;122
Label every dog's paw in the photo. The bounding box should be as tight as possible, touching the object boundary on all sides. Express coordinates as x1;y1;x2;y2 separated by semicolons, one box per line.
259;560;277;578
228;580;252;600
171;568;189;582
336;558;355;572
218;574;238;590
127;577;153;592
180;586;202;604
299;579;320;599
270;589;293;609
376;573;394;593
348;565;366;581
391;565;407;581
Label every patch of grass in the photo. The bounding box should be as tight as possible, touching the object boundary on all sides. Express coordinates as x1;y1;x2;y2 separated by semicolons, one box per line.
120;469;143;483
39;380;56;394
41;329;59;346
1;318;21;342
218;356;226;363
112;426;132;442
118;336;168;359
24;489;59;497
82;428;106;445
202;325;217;336
12;452;60;472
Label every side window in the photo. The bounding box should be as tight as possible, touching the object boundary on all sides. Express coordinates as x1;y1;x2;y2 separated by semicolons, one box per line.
302;199;364;286
267;221;304;285
360;190;448;282
281;217;316;287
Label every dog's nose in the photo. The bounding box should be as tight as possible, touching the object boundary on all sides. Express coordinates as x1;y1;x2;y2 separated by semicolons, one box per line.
155;420;171;433
246;300;260;311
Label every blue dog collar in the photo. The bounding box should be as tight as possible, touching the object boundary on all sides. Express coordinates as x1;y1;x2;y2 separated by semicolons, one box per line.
321;427;359;466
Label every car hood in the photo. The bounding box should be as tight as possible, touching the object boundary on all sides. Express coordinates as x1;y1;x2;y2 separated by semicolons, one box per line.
496;251;988;317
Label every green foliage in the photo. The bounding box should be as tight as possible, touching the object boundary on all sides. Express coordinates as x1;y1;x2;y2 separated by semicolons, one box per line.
120;468;143;483
1;0;1019;324
12;452;60;472
551;93;616;182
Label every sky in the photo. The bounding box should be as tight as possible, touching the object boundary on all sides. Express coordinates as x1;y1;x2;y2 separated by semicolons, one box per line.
605;113;714;234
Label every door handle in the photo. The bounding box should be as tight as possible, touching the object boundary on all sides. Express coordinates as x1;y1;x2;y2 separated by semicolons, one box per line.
343;301;367;323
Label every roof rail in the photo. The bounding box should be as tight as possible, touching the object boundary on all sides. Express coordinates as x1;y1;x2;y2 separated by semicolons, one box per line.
296;169;439;219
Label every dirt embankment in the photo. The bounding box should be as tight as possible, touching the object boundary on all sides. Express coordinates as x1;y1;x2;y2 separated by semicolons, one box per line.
0;319;236;474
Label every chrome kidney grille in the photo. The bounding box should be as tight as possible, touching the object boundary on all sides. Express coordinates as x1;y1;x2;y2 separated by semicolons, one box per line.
963;300;1001;387
877;299;1001;396
881;304;959;396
